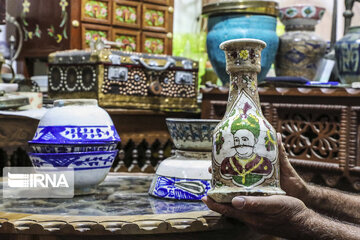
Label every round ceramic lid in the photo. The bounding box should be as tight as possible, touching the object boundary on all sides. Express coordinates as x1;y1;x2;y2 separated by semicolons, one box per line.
202;0;279;17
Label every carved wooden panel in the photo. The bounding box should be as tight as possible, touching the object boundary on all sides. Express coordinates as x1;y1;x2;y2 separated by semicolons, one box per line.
272;104;344;164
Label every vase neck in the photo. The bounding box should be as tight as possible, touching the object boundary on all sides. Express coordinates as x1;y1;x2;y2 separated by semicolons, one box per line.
226;71;260;115
286;24;315;31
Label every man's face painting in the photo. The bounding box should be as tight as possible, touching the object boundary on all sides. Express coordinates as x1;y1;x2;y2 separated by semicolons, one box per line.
233;129;256;157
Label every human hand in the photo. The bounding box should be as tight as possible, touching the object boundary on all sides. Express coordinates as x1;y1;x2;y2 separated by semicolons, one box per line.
276;133;309;201
202;194;311;239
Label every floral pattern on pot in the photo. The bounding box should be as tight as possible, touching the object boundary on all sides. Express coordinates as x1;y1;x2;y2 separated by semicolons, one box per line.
301;6;316;18
84;0;108;19
115;5;137;23
29;125;120;144
280;5;325;21
29;150;118;170
284;7;298;18
115;35;136;52
30;143;118;153
150;175;211;200
85;30;107;46
144;9;165;27
228;48;260;66
166;119;219;151
335;27;360;84
144;37;164;54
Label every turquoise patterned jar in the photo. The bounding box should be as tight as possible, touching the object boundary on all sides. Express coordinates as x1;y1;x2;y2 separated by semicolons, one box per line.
335;26;360;84
202;0;279;85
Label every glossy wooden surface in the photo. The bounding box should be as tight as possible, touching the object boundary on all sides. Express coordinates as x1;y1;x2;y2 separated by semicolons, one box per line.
0;173;278;240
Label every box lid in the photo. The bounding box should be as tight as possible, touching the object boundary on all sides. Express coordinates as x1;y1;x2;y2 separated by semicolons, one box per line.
48;50;198;70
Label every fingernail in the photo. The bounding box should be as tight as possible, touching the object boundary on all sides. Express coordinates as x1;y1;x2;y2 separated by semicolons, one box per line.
201;196;207;203
232;197;245;209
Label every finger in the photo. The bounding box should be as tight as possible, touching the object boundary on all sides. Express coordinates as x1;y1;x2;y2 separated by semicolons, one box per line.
202;196;250;221
277;132;282;145
232;195;288;214
208;166;212;174
277;133;293;171
202;196;238;218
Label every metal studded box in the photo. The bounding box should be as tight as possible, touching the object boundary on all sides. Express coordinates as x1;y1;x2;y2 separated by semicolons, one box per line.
48;49;199;112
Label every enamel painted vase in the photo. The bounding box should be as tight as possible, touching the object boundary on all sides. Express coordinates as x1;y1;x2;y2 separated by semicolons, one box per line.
276;5;327;80
207;39;285;203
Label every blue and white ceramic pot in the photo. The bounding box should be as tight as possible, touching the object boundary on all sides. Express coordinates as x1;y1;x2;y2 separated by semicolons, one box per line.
203;0;279;85
29;150;118;194
149;118;219;201
335;26;360;84
28;99;120;195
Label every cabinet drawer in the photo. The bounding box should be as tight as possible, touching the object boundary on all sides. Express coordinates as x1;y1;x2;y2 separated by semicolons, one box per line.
141;31;171;55
82;23;111;49
142;3;171;32
112;0;141;29
143;0;171;6
112;28;140;52
81;0;112;25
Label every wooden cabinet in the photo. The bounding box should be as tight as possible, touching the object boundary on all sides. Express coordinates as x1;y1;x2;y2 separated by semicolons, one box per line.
7;0;173;61
81;0;112;25
113;0;141;29
141;31;170;54
81;23;112;49
112;28;140;52
142;3;170;32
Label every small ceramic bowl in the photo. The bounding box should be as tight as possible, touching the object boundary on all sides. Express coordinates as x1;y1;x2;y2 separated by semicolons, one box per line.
149;151;212;201
149;118;220;201
28;150;118;194
29;143;118;153
279;5;325;26
166;118;220;151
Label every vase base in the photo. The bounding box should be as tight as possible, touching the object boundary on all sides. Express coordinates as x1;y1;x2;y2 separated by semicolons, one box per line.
74;186;97;196
207;186;286;203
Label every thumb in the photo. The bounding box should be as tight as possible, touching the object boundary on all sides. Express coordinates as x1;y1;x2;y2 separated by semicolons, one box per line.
232;195;286;214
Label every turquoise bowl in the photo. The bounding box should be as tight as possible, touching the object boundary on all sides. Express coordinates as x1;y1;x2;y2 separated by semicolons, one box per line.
207;14;278;85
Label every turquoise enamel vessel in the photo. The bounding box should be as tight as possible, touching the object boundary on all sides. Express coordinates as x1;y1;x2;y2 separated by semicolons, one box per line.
206;14;278;85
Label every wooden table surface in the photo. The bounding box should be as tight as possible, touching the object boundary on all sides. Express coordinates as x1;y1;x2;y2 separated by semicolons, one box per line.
0;173;278;240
